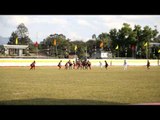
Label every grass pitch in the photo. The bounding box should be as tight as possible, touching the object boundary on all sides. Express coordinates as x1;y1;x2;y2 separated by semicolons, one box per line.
0;66;160;105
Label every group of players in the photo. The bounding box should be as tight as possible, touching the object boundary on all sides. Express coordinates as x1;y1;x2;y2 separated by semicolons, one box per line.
57;59;109;70
29;59;150;70
57;59;92;70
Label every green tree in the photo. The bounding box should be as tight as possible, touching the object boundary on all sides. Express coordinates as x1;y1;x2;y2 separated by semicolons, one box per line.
97;33;111;51
142;26;158;58
16;23;29;38
109;28;118;48
8;23;32;45
109;28;119;58
111;23;133;57
86;39;96;57
92;34;96;40
70;40;86;59
154;35;160;43
133;25;144;58
8;32;18;45
41;33;70;58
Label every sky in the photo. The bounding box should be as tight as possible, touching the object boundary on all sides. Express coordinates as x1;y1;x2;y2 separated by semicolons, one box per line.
0;15;160;43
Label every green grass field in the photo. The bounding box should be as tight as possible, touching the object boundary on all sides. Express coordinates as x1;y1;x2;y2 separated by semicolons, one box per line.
0;66;160;105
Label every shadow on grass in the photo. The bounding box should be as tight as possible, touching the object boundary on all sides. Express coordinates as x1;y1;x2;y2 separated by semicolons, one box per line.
0;98;128;105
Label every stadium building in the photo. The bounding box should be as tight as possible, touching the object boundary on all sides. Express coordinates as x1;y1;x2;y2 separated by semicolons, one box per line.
3;44;29;56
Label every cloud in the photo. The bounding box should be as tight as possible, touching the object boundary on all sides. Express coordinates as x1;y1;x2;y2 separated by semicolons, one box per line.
76;17;99;31
97;15;160;31
51;18;68;26
2;15;30;27
11;16;30;25
0;15;160;42
2;16;69;26
77;19;90;26
67;31;84;41
98;16;125;30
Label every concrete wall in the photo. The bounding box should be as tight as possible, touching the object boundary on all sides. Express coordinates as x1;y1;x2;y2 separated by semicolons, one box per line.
90;59;159;66
0;59;75;66
0;58;159;66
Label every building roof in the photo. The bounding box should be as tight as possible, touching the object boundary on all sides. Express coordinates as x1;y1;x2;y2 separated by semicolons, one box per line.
3;44;29;49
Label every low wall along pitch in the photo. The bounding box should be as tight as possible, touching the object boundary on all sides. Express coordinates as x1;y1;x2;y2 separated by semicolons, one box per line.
0;58;159;66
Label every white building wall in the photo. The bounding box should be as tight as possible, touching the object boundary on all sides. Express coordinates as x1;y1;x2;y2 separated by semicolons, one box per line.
19;49;22;56
4;48;8;55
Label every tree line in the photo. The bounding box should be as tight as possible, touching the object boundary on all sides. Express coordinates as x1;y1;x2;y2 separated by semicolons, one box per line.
7;23;160;59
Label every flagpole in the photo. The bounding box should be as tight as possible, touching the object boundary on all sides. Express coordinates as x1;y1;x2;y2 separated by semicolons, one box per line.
75;49;76;58
86;46;87;59
132;45;134;58
139;48;141;58
158;53;160;66
158;53;159;66
37;46;38;58
118;49;119;58
56;44;57;58
158;50;160;66
37;32;38;58
146;43;148;59
115;45;119;58
53;39;57;58
145;46;147;59
74;45;77;59
148;40;149;59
